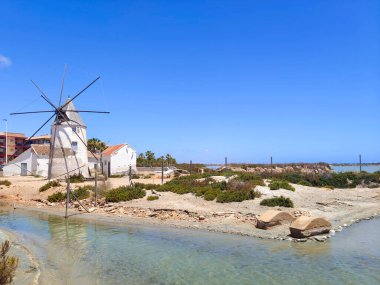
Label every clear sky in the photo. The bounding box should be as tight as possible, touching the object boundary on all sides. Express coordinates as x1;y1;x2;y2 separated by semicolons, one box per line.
0;1;379;164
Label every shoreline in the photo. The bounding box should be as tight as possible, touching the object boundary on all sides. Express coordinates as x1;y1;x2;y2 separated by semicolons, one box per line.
5;203;380;242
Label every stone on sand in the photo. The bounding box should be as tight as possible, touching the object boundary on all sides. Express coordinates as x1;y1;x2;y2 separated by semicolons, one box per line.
256;210;295;229
289;216;331;238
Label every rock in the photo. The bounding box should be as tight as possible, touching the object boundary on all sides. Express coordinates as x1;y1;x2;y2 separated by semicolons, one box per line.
313;236;327;242
88;207;97;213
147;212;157;217
289;216;332;238
256;210;295;229
198;215;206;221
329;229;336;236
296;238;307;242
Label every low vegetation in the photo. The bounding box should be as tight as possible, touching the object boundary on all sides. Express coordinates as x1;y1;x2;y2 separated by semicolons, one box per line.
260;196;294;208
109;174;125;178
0;240;19;285
71;185;92;200
39;180;61;192
105;185;146;202
157;172;263;203
0;180;11;187
69;173;85;183
47;192;66;202
269;180;295;192
147;195;159;201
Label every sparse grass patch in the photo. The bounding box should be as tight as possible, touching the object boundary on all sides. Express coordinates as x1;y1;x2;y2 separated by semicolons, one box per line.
134;183;159;190
147;195;159;201
0;240;19;285
105;186;146;202
47;192;66;202
39;180;61;192
260;196;294;208
109;174;125;178
0;180;11;187
269;180;295;192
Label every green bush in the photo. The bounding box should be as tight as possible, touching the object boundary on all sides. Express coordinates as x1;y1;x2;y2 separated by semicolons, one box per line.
147;195;159;201
134;183;159;190
47;192;66;202
204;189;221;201
105;186;146;202
131;174;141;179
269;180;295;191
39;180;61;192
109;174;125;178
71;186;91;200
260;196;294;208
216;189;261;203
69;173;85;183
0;180;11;187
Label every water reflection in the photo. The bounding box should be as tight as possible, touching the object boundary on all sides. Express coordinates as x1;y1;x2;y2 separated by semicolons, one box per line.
0;209;379;285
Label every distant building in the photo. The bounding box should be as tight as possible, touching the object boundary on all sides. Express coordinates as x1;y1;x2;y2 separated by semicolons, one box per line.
101;144;137;176
0;132;27;165
26;134;51;146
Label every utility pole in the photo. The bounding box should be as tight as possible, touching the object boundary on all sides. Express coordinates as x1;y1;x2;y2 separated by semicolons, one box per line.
190;160;192;175
225;157;227;168
271;156;273;174
3;119;7;164
359;154;362;172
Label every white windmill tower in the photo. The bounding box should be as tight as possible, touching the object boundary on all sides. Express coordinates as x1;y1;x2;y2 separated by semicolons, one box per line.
49;98;90;179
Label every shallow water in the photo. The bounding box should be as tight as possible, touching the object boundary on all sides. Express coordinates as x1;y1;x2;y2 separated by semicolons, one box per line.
331;165;380;173
0;209;379;285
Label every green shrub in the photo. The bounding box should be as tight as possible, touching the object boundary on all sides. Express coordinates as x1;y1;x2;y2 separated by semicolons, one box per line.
47;192;66;202
0;180;11;187
260;196;294;208
39;180;61;192
134;183;159;190
216;189;261;203
131;174;141;179
71;186;91;200
269;180;295;191
105;186;146;202
109;174;125;178
147;195;159;201
204;189;221;201
0;240;19;285
69;173;85;183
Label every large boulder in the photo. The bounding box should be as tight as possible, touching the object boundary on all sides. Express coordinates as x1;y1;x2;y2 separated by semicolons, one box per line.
289;216;331;238
256;210;295;229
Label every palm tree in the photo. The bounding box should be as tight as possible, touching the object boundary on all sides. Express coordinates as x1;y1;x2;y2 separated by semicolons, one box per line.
87;138;107;153
145;150;155;166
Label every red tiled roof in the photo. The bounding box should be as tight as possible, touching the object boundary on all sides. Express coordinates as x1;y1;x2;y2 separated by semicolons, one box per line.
0;132;25;138
102;144;125;156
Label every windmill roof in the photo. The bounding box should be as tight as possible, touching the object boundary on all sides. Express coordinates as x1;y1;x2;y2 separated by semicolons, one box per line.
102;144;125;156
61;98;85;127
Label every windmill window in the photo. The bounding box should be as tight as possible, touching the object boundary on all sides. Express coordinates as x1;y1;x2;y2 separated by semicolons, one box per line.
72;127;77;133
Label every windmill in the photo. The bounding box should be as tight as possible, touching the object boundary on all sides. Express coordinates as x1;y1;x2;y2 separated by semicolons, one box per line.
9;68;109;217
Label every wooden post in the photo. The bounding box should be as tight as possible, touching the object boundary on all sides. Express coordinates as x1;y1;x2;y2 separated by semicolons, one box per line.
161;157;164;185
359;154;362;172
190;160;192;175
65;175;70;219
225;157;227;168
94;169;98;207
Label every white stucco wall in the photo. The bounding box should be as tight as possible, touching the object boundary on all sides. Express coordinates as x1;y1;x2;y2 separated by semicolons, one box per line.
102;145;137;175
3;149;34;176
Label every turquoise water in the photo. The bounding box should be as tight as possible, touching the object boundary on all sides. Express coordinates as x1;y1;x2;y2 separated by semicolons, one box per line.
1;209;379;285
331;165;380;173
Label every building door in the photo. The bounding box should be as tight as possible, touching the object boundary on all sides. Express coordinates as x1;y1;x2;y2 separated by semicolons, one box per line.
21;163;27;176
108;161;111;177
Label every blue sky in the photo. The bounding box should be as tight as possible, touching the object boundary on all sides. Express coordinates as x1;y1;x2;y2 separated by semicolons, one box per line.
0;1;379;163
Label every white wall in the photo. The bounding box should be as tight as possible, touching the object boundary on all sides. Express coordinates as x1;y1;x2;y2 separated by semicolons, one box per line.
3;149;34;176
102;145;137;175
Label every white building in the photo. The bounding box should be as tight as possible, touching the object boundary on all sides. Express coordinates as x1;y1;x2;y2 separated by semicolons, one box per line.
101;144;137;176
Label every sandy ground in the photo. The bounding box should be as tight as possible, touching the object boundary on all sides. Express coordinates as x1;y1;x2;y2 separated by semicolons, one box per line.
1;175;380;240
